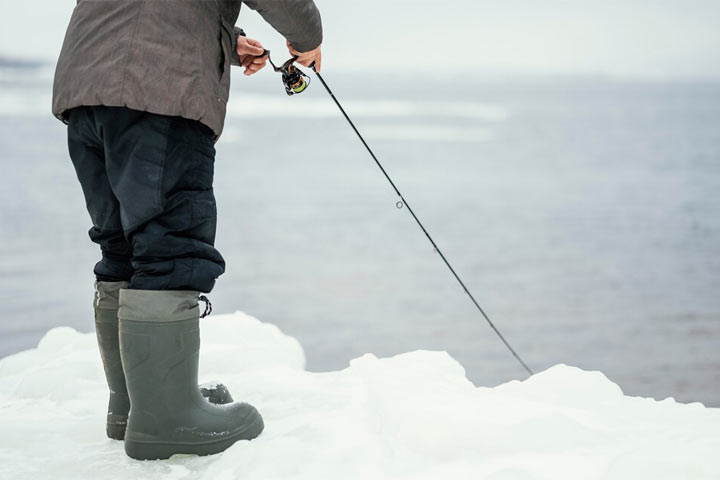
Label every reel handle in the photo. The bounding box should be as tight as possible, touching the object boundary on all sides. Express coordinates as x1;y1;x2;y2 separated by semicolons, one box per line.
262;50;302;73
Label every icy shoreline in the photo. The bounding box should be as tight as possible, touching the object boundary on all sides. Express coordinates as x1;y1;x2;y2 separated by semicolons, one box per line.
1;312;718;479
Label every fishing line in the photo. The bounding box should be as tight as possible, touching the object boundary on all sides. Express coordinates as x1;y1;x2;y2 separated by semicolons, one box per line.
309;65;533;376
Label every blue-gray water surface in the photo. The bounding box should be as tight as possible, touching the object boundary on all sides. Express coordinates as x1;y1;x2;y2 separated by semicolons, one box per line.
1;67;719;406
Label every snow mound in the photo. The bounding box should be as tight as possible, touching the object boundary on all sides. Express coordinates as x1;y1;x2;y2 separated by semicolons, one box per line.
0;312;718;479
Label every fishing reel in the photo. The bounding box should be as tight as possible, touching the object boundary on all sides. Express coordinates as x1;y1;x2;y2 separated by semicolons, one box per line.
262;50;311;96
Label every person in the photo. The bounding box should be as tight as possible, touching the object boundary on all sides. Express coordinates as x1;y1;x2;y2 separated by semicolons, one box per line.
52;0;323;461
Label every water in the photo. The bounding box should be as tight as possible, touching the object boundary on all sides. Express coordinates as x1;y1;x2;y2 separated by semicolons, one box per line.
1;66;719;406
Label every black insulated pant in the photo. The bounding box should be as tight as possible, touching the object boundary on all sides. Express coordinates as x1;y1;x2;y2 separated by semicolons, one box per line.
67;106;225;293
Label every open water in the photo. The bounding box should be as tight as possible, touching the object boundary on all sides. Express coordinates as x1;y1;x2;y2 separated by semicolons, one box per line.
1;64;718;405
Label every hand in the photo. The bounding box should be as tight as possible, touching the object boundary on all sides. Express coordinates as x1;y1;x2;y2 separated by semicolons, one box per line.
237;36;268;76
287;40;322;72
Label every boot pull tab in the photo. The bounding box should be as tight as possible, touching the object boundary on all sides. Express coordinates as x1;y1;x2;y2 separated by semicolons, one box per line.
199;295;213;318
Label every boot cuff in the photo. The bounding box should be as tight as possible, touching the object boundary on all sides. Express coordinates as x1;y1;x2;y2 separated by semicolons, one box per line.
118;289;200;322
94;281;131;310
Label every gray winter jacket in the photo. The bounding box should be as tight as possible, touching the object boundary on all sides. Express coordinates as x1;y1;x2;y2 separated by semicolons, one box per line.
52;0;322;140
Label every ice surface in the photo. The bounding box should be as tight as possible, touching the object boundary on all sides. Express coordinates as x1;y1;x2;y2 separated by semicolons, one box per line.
0;312;718;479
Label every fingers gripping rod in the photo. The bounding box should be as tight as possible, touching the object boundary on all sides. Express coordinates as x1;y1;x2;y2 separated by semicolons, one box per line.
309;63;534;376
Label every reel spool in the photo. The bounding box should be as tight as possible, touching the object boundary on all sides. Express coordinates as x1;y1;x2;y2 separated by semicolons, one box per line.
262;50;311;96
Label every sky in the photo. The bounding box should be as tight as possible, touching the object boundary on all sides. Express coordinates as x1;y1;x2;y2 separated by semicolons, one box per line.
1;0;719;79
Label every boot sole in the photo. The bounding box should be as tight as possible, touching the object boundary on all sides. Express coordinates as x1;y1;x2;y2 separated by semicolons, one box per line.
107;423;127;441
124;412;264;460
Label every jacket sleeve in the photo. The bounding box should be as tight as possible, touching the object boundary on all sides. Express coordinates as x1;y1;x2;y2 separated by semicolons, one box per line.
241;0;323;52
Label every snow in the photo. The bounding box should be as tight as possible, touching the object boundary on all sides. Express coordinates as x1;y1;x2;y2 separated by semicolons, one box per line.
0;312;718;479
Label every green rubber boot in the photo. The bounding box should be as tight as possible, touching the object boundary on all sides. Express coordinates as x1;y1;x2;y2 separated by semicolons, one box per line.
94;282;234;440
94;281;132;440
118;289;264;460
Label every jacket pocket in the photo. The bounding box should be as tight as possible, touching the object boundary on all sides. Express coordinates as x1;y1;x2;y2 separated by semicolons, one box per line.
216;19;234;103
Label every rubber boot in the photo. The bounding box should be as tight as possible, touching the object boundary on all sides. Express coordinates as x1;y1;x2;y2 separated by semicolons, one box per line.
94;281;132;440
94;282;234;440
118;289;264;460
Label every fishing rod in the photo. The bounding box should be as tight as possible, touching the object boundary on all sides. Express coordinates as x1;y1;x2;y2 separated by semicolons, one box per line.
263;51;534;376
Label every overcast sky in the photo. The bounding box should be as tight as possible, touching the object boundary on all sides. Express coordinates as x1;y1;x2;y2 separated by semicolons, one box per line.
1;0;719;79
